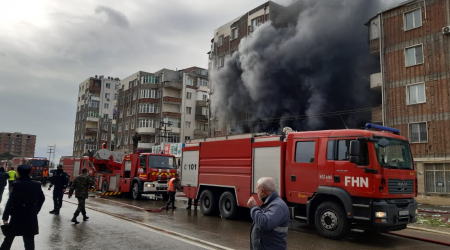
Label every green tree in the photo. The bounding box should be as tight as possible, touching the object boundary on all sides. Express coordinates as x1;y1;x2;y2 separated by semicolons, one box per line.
0;152;16;160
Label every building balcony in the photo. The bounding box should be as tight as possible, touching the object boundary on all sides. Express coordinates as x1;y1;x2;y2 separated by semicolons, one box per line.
195;115;208;121
196;100;208;107
87;117;99;122
369;39;380;55
163;96;182;104
371;107;382;125
85;128;98;132
163;81;182;90
370;72;382;92
194;130;208;138
162;112;181;118
137;142;155;149
136;127;156;134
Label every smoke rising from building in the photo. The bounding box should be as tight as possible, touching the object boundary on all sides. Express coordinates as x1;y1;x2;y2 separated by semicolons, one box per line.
210;0;385;134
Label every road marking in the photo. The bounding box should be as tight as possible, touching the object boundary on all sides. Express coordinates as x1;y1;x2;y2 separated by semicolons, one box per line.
45;194;234;250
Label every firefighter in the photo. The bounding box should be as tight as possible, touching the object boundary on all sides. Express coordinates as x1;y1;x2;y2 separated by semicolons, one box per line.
7;167;18;192
102;141;108;149
48;165;68;215
68;168;95;224
132;132;141;152
1;165;45;250
42;169;48;186
165;173;180;210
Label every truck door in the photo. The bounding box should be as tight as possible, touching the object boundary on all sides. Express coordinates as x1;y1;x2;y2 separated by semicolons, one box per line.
287;138;318;203
332;138;373;198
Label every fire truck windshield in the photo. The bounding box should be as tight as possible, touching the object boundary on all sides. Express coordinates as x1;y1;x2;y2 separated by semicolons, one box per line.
374;137;413;170
30;160;48;167
148;156;176;169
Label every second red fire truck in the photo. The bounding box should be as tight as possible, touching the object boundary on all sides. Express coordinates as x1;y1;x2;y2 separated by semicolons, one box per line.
181;124;418;240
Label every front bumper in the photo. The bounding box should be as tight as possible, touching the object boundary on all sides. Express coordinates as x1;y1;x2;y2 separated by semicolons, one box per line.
372;198;418;230
142;181;168;193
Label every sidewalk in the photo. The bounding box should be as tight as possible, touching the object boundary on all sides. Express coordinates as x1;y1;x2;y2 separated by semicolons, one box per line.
410;203;450;235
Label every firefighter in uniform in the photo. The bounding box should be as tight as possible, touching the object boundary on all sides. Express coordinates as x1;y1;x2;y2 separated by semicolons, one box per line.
102;141;108;149
165;173;180;211
7;167;18;192
42;169;48;186
48;165;68;215
68;168;95;224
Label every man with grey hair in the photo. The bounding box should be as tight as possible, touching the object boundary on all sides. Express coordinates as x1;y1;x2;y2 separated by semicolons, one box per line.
247;177;290;250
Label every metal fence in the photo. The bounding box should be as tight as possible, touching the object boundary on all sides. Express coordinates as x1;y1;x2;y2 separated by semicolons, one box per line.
424;163;450;193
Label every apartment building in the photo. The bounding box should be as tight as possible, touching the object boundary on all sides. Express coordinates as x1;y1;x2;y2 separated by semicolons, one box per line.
208;1;287;136
73;76;120;156
115;67;209;153
367;0;450;199
0;132;36;157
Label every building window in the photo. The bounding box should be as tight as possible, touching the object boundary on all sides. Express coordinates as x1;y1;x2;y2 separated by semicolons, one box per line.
186;121;191;129
125;123;129;131
118;124;122;131
198;78;208;87
404;9;422;31
186;92;192;99
104;103;109;109
127;108;130;116
186;77;193;86
202;94;208;101
89;100;100;108
407;83;426;105
409;122;427;143
424;163;450;193
219;56;225;67
218;35;224;46
139;104;158;113
88;111;99;118
405;45;423;67
133;92;137;101
231;28;238;40
114;93;118;100
163;117;180;128
106;83;111;89
186;107;192;114
125;136;128;144
185;136;190;142
119;112;123;119
115;84;119;90
140;89;158;98
251;18;258;31
166;135;180;143
196;122;202;130
101;134;107;140
132;105;136;115
139;119;155;128
105;93;110;99
295;141;316;163
103;114;108;119
131;121;135;129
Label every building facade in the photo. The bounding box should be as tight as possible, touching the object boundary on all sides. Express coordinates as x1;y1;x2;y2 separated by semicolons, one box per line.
0;132;36;157
115;67;209;153
208;1;287;136
73;76;120;156
367;0;450;199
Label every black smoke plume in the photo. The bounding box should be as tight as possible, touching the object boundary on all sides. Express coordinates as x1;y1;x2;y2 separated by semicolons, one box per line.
211;0;389;134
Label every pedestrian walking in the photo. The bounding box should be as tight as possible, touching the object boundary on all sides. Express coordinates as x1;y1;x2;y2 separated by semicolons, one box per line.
7;167;17;192
102;141;108;149
132;132;141;152
165;173;180;211
1;164;45;250
68;168;95;224
247;177;290;250
48;165;68;215
41;169;48;186
0;167;9;203
185;198;198;210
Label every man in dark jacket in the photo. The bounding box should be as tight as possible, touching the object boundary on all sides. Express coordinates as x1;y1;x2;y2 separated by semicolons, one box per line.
48;165;68;215
247;177;290;250
0;167;9;203
1;164;45;250
68;168;95;224
132;132;141;152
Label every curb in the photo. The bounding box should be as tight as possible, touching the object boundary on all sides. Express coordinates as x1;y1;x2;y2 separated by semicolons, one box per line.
47;194;233;250
407;225;450;236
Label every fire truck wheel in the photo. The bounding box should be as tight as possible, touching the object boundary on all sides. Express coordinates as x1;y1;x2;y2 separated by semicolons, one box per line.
199;189;218;216
219;191;237;219
132;182;142;200
314;201;349;240
101;181;108;193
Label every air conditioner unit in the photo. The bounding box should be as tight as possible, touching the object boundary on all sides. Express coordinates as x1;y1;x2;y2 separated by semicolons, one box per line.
443;26;450;35
107;98;110;101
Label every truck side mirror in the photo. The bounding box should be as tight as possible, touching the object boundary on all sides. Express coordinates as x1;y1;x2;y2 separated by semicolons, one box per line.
378;138;389;148
349;140;360;164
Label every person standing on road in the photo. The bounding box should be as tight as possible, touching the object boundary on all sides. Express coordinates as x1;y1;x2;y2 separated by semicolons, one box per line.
48;165;68;215
165;173;180;211
68;168;95;224
0;167;10;203
247;177;290;250
132;132;141;152
7;167;17;192
1;164;45;250
186;198;198;210
41;169;48;186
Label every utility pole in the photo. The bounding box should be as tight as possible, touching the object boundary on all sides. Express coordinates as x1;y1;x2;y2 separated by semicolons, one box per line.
158;120;172;152
47;145;55;168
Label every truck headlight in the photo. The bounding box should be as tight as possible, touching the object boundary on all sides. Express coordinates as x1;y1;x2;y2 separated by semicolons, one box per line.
375;212;387;218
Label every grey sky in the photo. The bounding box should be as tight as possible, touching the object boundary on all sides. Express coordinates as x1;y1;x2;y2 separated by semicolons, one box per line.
0;0;400;163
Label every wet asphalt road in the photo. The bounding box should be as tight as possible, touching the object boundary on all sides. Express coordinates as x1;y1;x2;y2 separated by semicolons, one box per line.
1;187;449;249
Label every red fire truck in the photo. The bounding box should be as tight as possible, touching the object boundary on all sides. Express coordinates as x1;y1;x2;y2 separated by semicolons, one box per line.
181;124;418;239
59;156;97;185
11;157;49;182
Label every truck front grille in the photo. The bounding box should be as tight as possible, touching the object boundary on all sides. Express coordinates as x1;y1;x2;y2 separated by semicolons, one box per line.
388;179;414;194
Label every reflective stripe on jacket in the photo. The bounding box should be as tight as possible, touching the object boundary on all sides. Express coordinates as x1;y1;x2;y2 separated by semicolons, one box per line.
42;171;48;177
167;178;176;192
102;144;108;149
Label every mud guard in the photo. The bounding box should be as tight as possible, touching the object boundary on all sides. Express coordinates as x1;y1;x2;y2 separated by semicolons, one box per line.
306;186;353;224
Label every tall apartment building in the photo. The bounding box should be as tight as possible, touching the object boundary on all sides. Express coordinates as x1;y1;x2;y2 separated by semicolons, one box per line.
0;132;36;157
366;0;450;198
115;67;209;153
73;76;120;156
208;1;287;136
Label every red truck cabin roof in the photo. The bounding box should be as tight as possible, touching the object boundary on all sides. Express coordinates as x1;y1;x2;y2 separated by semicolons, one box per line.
288;129;407;141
